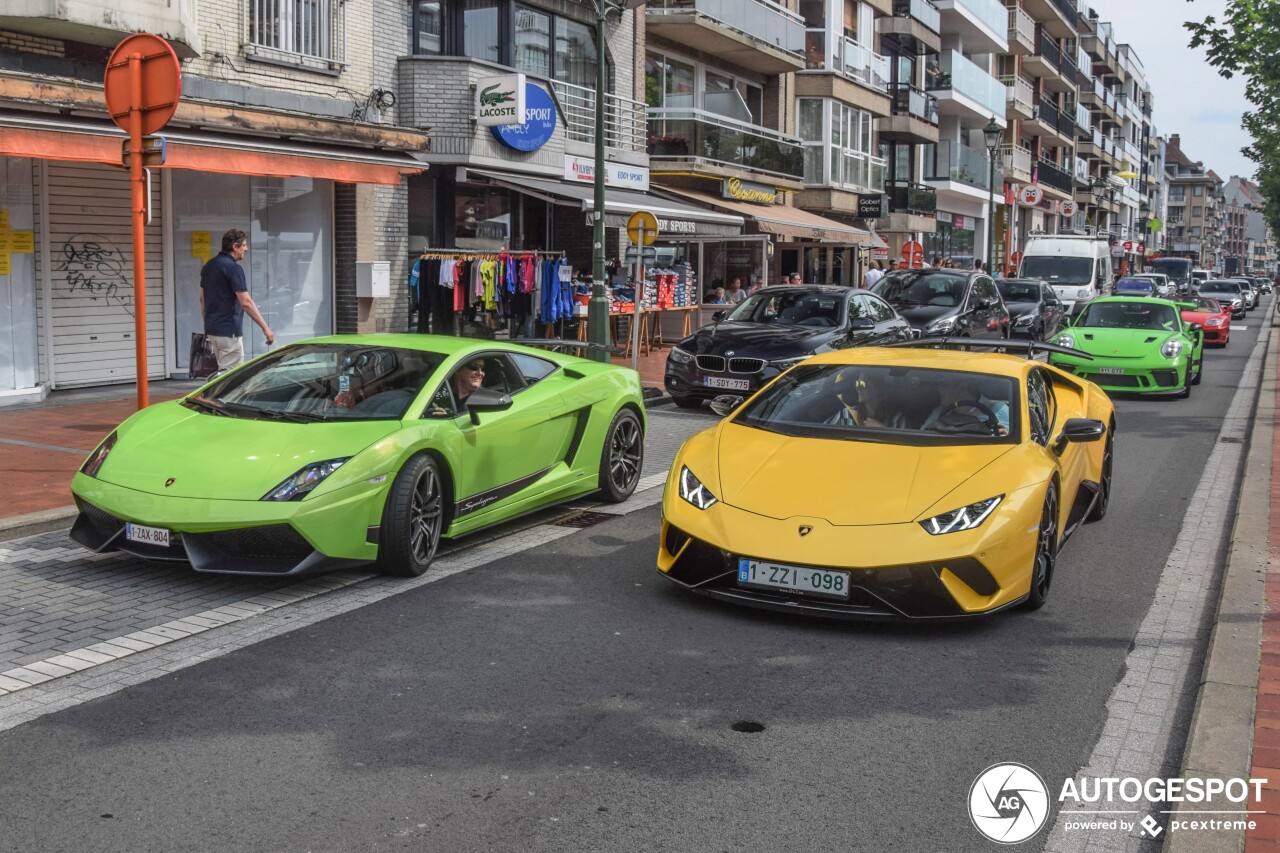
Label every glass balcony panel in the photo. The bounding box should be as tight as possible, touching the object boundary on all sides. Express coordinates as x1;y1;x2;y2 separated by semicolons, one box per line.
890;83;939;123
936;50;1005;118
951;0;1006;40
924;140;993;190
1075;103;1090;130
647;108;804;179
886;181;938;216
838;36;890;91
893;0;941;32
648;0;804;53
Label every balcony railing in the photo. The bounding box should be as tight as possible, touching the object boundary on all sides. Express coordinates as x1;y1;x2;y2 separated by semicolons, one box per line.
1037;31;1062;71
1000;75;1033;114
1049;0;1077;23
999;143;1032;178
647;108;804;179
551;80;646;152
1060;46;1078;83
889;83;939;124
837;34;890;92
932;50;1005;118
1074;156;1089;183
1037;158;1073;193
1007;5;1034;50
1075;102;1090;131
886;180;938;216
647;0;804;53
1056;105;1075;138
893;0;941;33
1034;97;1059;128
924;140;993;190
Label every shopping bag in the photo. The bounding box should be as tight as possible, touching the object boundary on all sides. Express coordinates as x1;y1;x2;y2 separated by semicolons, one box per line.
189;332;219;379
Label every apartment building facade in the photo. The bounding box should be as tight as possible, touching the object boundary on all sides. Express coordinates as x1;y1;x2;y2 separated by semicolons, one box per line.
1223;175;1276;276
0;0;428;402
1163;135;1223;271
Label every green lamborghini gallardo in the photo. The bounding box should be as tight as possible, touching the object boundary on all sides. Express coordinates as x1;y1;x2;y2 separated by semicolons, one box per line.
71;336;645;577
1048;297;1204;398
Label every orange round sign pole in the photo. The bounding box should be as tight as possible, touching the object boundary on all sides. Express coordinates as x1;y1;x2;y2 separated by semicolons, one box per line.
104;34;181;410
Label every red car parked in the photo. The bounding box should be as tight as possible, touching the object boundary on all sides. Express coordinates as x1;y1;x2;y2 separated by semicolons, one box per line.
1180;296;1231;347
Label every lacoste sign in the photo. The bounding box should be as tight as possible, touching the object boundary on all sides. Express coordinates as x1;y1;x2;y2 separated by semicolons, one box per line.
477;73;527;127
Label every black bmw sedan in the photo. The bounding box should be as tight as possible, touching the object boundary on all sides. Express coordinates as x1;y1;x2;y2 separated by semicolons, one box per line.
664;285;912;409
871;268;1010;339
997;278;1068;340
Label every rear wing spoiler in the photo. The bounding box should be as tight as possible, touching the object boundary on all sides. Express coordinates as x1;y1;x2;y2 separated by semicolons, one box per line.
883;338;1094;361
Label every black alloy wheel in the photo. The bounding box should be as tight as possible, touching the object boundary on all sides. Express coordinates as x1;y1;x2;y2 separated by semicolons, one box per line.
599;408;644;503
1086;430;1114;523
1025;483;1059;610
377;453;444;577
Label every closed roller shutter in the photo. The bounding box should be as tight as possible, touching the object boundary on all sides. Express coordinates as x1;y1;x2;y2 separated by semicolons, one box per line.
47;161;164;388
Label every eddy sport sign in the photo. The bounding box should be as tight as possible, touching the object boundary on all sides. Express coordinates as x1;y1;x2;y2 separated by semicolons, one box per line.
477;73;527;127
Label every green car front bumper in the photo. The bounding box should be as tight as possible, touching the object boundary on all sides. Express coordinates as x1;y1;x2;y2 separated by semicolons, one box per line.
70;471;390;575
1048;354;1190;393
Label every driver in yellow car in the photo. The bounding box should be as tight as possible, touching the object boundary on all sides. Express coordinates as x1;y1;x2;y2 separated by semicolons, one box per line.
921;377;1010;434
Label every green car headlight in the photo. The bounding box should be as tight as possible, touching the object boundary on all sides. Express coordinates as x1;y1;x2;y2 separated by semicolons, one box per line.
669;346;694;364
80;431;118;478
920;495;1003;535
1055;333;1075;348
262;458;351;502
678;465;718;510
1161;339;1184;359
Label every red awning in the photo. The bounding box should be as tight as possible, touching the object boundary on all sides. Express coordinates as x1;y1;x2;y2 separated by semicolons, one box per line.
0;124;424;186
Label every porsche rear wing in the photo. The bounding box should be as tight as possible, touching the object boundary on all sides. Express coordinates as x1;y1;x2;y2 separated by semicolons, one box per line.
882;338;1094;361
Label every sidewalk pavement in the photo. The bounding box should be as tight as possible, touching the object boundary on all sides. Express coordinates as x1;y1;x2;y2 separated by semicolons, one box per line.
0;345;674;541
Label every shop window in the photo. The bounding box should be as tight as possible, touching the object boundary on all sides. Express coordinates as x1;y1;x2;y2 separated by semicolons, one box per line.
172;172;333;370
249;0;340;61
455;185;511;249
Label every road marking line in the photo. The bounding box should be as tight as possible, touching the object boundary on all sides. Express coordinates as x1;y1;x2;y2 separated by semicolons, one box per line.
0;475;673;703
1045;304;1269;851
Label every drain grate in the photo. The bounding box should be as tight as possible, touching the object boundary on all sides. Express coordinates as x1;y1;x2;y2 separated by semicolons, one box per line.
553;511;621;529
1220;437;1245;444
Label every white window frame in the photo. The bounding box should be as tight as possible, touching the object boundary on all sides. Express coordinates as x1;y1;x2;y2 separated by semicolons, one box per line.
646;49;764;126
247;0;347;71
797;97;883;193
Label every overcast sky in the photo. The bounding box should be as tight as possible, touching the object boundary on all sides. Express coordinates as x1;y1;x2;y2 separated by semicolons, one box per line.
1087;0;1254;182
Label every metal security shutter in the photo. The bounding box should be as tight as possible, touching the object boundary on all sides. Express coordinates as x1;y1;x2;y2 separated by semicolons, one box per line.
47;161;164;388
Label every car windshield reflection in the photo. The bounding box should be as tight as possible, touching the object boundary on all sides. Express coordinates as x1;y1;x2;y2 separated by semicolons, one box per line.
1077;302;1179;331
726;291;845;328
733;364;1019;445
186;343;446;421
873;271;967;308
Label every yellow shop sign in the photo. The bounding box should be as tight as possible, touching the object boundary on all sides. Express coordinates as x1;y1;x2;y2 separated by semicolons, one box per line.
723;178;778;205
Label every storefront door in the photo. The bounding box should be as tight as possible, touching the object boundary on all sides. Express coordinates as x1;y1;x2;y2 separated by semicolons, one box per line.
0;158;38;394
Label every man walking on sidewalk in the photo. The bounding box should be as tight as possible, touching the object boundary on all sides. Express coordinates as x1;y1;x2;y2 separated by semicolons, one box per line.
199;229;274;370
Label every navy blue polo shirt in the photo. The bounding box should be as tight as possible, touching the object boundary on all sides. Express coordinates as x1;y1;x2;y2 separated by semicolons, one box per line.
200;251;247;337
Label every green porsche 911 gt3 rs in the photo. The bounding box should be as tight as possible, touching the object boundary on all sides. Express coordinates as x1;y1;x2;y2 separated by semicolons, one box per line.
1048;297;1204;397
71;336;645;577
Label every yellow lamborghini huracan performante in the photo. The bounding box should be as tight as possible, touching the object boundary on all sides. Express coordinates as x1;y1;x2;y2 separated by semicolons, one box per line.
657;343;1116;619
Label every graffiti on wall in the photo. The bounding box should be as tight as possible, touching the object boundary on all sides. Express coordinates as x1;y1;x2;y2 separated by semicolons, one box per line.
57;234;132;316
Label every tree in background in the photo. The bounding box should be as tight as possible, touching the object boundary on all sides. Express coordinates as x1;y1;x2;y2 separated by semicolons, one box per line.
1186;0;1280;236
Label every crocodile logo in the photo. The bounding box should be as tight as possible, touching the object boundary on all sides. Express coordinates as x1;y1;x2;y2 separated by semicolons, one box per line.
480;84;516;107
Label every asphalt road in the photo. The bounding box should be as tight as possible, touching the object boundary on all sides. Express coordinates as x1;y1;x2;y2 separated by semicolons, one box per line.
0;312;1265;853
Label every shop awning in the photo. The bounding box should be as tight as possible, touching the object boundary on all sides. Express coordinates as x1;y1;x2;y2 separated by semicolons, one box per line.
658;187;874;245
0;115;426;186
468;170;744;238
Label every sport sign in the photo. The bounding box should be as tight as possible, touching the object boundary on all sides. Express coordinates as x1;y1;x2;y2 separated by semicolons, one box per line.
476;73;526;126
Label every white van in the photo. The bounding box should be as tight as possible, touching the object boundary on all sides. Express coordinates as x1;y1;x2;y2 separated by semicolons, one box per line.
1017;235;1112;314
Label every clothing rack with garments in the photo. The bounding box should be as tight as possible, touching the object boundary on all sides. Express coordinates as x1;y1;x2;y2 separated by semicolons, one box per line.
408;249;573;339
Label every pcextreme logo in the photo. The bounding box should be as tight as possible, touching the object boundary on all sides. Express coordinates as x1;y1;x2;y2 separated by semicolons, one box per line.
968;763;1050;844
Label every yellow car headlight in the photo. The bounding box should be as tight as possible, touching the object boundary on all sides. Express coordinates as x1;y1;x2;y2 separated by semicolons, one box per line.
678;466;718;510
920;495;1003;535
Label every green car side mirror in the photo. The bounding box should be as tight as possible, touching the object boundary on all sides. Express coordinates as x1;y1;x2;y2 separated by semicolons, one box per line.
466;388;514;425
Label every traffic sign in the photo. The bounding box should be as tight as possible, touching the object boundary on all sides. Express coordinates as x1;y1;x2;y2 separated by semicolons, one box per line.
1018;185;1042;207
1123;241;1134;252
902;240;924;268
627;210;658;246
104;33;181;136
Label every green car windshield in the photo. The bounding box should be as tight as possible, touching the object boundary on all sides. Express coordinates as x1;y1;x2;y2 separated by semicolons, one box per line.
185;343;446;422
1076;302;1181;332
734;364;1019;445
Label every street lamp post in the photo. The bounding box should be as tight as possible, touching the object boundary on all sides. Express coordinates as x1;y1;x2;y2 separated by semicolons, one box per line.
586;0;646;362
982;117;1002;276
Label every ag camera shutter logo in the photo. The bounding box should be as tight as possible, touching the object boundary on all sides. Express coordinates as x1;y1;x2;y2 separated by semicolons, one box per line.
968;762;1050;844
